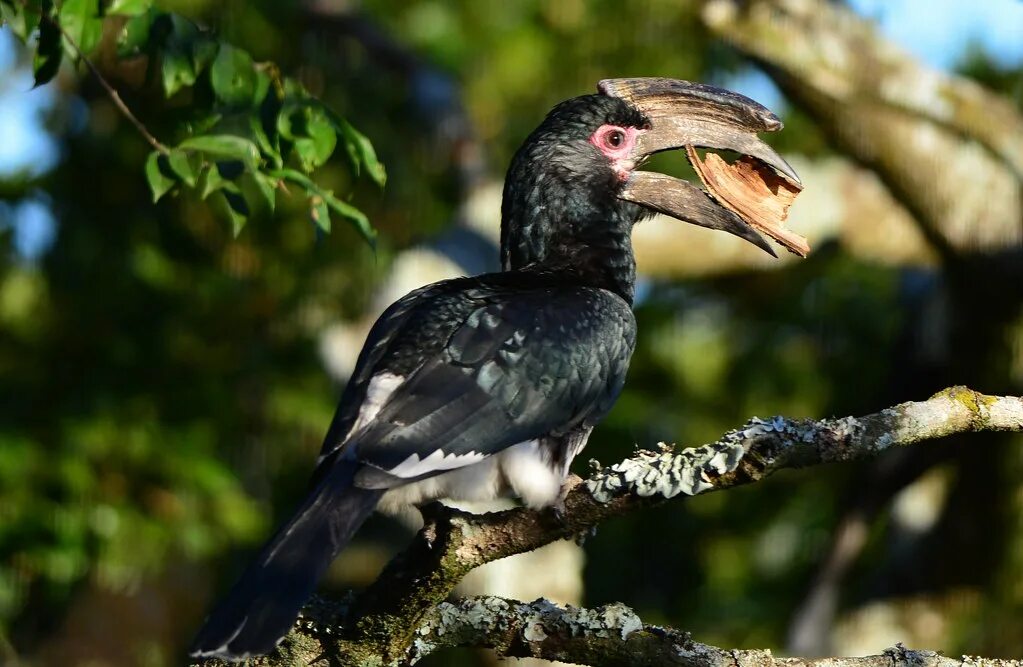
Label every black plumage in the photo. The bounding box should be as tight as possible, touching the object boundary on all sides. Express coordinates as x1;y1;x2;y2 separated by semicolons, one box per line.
191;80;795;661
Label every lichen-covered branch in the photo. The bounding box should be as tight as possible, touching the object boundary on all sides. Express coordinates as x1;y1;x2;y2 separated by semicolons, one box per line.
412;596;1023;667
191;387;1023;665
212;594;1023;667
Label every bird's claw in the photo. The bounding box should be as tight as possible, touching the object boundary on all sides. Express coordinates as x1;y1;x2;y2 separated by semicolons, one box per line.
551;497;568;524
549;474;583;526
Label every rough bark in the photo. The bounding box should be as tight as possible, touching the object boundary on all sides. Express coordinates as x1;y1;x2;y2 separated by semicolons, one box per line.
190;387;1023;666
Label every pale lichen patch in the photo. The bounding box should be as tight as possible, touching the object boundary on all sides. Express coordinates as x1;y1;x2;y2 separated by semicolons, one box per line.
586;441;745;503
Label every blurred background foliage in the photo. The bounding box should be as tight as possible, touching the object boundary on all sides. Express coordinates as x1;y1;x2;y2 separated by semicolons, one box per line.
0;0;1021;665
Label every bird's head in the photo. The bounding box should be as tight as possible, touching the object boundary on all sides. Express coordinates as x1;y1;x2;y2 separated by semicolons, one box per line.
501;78;801;270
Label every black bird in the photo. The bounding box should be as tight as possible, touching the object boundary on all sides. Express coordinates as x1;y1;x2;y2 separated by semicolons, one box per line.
190;78;799;661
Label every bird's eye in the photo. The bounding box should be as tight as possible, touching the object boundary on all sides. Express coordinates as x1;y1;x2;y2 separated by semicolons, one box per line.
605;130;625;148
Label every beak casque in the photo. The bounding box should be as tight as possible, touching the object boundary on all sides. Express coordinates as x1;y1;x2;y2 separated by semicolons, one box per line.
599;78;802;257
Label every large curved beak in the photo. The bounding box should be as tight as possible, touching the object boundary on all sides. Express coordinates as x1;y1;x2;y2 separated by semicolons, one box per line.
599;78;803;257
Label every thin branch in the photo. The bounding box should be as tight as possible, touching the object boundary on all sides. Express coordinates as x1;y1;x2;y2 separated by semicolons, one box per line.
54;17;171;154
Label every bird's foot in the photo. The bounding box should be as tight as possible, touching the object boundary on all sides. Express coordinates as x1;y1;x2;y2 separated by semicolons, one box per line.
549;474;584;524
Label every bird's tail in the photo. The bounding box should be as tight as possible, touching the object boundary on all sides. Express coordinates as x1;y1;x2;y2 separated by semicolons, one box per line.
189;459;382;661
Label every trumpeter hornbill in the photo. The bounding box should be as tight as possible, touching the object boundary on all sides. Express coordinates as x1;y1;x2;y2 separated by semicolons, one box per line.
190;78;799;661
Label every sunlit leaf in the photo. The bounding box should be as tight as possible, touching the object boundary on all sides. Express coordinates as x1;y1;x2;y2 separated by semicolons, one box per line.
106;0;150;17
269;167;315;191
144;151;176;202
1;3;42;41
278;104;338;173
166;150;198;187
331;113;386;187
322;191;375;246
298;108;336;172
211;44;257;107
178;135;260;168
275;167;375;244
60;0;104;55
275;105;300;142
197;164;225;200
116;8;156;57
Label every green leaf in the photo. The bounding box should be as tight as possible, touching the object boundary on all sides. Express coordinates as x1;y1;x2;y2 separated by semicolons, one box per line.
268;167;316;191
178;135;260;168
299;108;336;172
160;14;201;96
249;110;276;163
2;3;42;41
322;191;375;246
250;173;277;213
220;187;249;236
197;164;226;200
106;0;150;17
60;0;104;55
278;104;337;173
309;195;330;233
144;151;176;202
191;36;218;75
210;44;257;108
166;150;197;187
161;45;195;96
182;113;222;137
33;4;62;87
332;114;386;187
275;167;375;244
116;8;156;58
275;105;300;141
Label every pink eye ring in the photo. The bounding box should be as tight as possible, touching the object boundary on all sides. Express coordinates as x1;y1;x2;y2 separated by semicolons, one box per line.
605;129;624;148
589;124;638;159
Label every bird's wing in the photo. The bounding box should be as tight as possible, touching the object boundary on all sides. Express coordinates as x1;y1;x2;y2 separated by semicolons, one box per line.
319;278;635;487
317;280;449;465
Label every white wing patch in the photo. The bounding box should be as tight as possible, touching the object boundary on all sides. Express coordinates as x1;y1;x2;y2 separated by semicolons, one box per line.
351;372;405;434
386;447;488;478
377;438;579;514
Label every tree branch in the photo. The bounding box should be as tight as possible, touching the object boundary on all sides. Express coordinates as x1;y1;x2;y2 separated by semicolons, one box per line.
698;0;1023;259
191;387;1023;665
58;22;171;154
403;596;1023;667
21;0;172;154
213;593;1023;667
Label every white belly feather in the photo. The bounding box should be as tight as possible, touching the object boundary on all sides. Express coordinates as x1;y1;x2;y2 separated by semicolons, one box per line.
377;439;564;514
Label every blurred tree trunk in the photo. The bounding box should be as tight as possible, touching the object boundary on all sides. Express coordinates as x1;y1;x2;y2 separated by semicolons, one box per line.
699;0;1022;256
697;0;1023;656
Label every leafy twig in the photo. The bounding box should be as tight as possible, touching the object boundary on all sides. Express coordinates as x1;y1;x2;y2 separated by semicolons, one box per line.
54;15;171;154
